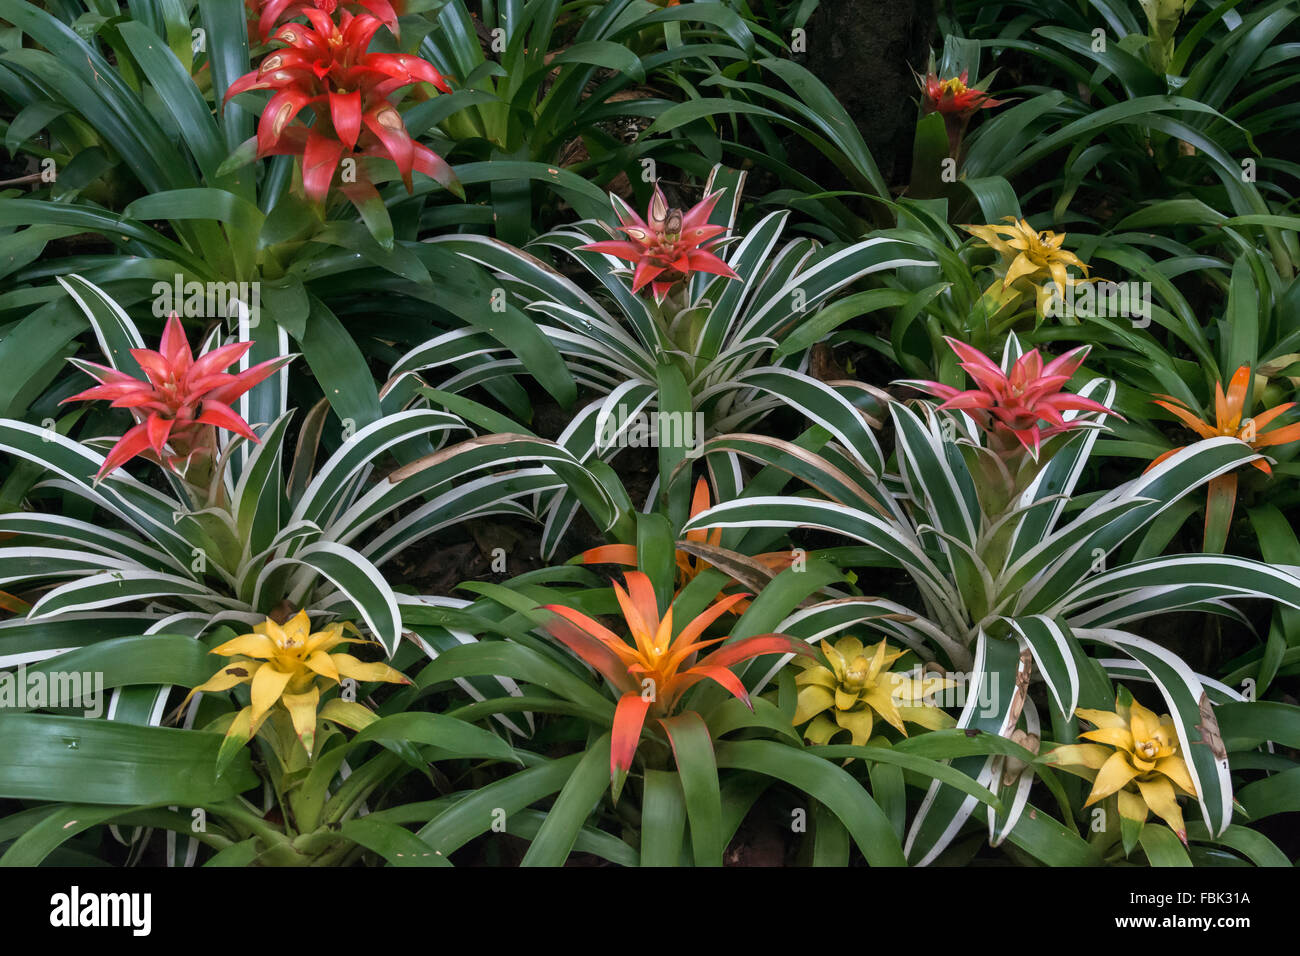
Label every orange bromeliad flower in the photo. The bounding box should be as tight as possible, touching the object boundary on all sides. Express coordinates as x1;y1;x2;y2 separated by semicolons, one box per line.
1147;366;1300;547
543;572;814;796
579;183;739;303
226;8;457;204
1149;366;1300;470
578;478;794;613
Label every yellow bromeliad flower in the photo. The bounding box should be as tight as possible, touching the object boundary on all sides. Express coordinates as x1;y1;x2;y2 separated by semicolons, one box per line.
183;611;409;757
963;217;1090;312
792;636;955;746
1047;691;1197;843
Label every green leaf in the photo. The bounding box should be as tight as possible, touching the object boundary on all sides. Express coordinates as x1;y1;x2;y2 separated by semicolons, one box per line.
412;640;614;723
1186;822;1290;867
774;289;911;359
1140;824;1194;867
520;734;612;867
655;359;693;530
640;769;687;867
417;753;582;858
444;161;612;220
339;818;452;867
908;111;953;199
298;296;382;428
810;743;1004;812
547;41;645;82
0;713;256;804
810;800;850;866
1004;802;1102;866
1236;767;1300;820
635;511;676;612
0;804;139;867
13;635;214;701
351;712;519;765
1216;700;1300;751
660;711;723;866
118;20;229;184
714;739;905;866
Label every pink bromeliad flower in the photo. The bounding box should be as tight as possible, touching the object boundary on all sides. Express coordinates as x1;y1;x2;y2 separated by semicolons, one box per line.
907;337;1117;457
579;183;739;303
62;314;289;481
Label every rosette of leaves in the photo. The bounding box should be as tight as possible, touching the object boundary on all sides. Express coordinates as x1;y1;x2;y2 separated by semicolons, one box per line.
0;277;624;728
381;539;1003;867
390;164;927;553
0;0;602;435
0;614;521;867
676;334;1300;864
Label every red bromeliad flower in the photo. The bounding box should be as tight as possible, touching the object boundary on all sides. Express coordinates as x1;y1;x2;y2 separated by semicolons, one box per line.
62;314;288;481
252;0;402;42
226;8;456;203
919;70;1004;157
906;337;1117;457
921;71;1004;116
578;183;739;303
543;572;814;797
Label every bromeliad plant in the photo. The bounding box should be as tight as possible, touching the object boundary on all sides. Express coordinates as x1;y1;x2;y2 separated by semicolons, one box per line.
252;0;403;43
811;197;1107;385
918;69;1004;159
940;5;1300;288
394;560;1004;867
906;335;1114;461
127;609;521;867
963;217;1093;319
393;165;926;550
0;611;520;867
681;333;1300;864
578;476;795;613
792;635;956;747
0;0;554;447
416;0;901;241
578;183;739;305
0;276;623;864
0;277;621;691
63;311;288;489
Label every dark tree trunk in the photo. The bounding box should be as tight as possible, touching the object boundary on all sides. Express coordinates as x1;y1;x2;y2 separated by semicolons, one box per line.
801;0;937;189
